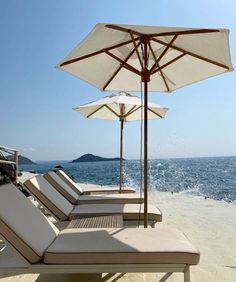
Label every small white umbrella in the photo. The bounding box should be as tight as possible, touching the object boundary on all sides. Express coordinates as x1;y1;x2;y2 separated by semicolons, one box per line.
73;91;168;192
57;23;233;227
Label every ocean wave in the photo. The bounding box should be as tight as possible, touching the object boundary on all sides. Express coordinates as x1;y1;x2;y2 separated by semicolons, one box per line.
19;156;236;204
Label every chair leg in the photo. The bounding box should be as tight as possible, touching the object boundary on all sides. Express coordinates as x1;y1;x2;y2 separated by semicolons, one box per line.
151;222;156;228
184;266;190;282
159;272;172;282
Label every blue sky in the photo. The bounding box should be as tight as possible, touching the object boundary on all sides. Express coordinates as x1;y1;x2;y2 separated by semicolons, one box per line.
0;0;235;161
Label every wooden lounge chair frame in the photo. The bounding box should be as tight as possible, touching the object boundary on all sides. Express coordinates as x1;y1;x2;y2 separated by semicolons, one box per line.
0;238;191;282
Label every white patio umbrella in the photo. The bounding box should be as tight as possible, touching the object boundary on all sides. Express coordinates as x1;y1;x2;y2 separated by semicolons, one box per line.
57;23;233;227
73;91;168;192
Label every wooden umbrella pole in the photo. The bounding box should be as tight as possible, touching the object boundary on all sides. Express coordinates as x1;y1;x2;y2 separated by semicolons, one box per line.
144;80;148;228
142;36;150;228
119;119;124;193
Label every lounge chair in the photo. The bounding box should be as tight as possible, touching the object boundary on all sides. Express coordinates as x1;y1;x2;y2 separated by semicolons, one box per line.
44;172;143;205
0;183;200;281
23;175;161;227
56;169;136;194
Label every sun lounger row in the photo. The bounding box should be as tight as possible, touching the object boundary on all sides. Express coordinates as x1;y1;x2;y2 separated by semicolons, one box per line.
0;183;200;281
44;171;143;204
23;174;162;226
56;169;136;194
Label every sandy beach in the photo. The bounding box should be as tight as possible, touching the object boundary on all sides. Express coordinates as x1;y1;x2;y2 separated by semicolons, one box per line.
0;187;236;282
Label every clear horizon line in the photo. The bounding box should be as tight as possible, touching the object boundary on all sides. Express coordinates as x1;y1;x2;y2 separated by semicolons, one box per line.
25;154;236;163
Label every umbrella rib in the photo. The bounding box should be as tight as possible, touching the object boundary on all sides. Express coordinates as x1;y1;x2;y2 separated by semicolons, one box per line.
159;69;170;92
105;50;141;76
152;53;186;75
152;38;230;70
150;34;178;73
148;28;220;37
105;24;144;37
129;31;143;68
105;24;220;38
148;108;164;118
125;105;164;119
60;38;139;67
103;42;142;90
87;104;121;119
148;42;170;92
124;105;141;118
86;105;107;118
104;105;121;118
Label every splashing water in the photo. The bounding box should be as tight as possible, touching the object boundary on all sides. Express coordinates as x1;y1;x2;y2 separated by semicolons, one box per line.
19;156;236;204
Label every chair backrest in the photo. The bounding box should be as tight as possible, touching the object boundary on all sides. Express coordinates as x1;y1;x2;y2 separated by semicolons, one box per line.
0;183;59;263
24;175;74;221
44;171;78;204
56;170;83;194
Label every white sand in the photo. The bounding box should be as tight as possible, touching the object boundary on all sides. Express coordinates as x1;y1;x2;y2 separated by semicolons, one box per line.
0;188;236;281
151;191;236;282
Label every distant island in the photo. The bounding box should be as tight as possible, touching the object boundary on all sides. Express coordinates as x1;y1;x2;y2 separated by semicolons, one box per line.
7;155;36;165
71;153;124;163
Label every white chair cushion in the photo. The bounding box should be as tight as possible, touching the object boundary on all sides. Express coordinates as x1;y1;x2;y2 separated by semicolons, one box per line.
80;185;136;194
77;193;143;205
44;228;200;265
0;184;59;262
24;175;73;220
56;170;83;194
44;172;79;204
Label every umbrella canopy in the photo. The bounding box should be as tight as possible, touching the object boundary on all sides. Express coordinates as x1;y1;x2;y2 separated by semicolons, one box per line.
57;23;233;92
74;91;167;121
73;91;168;191
57;23;233;227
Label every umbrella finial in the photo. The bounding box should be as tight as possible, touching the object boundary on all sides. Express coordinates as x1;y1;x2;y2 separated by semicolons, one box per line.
118;91;134;97
118;91;127;96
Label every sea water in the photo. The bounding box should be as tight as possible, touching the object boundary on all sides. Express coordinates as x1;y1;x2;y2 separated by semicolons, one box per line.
19;156;236;204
